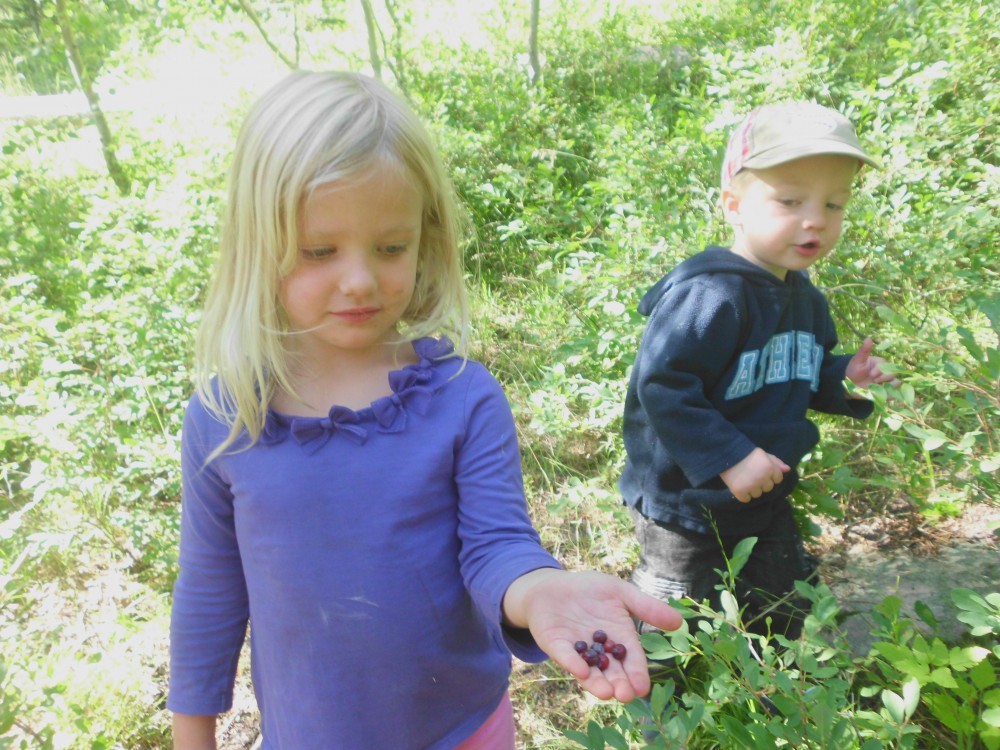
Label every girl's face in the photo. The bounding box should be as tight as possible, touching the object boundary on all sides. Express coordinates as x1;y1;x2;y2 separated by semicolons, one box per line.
280;162;422;366
723;154;858;279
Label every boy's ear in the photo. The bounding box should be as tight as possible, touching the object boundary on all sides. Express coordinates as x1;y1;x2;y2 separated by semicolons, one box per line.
721;189;742;226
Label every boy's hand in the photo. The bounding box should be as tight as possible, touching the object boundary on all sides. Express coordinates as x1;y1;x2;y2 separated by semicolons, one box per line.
720;447;790;503
502;569;682;703
847;338;901;389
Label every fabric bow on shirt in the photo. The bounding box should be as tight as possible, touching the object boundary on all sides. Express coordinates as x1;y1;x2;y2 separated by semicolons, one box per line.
289;405;369;451
371;367;435;432
258;337;453;452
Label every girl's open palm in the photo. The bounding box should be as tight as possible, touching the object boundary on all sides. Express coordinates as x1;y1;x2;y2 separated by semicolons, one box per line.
503;569;682;703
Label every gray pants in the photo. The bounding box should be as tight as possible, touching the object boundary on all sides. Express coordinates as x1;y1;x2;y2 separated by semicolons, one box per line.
629;502;818;641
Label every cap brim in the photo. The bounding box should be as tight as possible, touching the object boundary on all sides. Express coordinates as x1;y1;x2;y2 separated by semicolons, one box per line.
742;140;880;170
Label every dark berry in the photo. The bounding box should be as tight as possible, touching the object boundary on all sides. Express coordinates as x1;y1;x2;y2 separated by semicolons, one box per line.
574;640;588;653
603;639;616;651
598;653;610;670
592;629;608;644
611;643;627;660
583;649;601;667
591;642;605;654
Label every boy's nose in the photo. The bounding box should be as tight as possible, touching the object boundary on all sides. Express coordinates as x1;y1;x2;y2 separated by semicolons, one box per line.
802;206;827;229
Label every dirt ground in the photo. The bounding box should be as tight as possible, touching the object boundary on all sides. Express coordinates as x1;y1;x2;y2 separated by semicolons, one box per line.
812;498;999;655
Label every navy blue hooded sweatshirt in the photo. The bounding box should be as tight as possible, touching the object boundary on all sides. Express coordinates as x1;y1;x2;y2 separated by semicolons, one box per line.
619;246;873;536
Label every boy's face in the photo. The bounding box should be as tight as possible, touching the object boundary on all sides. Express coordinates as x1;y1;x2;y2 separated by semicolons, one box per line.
722;154;859;279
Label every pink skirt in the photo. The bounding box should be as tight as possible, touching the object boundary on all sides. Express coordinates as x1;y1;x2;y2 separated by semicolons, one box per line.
453;691;515;750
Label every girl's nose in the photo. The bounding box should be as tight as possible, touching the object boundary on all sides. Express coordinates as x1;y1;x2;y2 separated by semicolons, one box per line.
338;252;377;295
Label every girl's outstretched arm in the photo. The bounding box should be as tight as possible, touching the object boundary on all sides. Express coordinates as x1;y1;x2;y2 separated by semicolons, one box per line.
502;568;682;703
172;713;217;750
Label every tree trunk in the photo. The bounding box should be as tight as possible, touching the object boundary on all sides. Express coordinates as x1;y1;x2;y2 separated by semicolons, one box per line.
528;0;541;85
53;0;130;195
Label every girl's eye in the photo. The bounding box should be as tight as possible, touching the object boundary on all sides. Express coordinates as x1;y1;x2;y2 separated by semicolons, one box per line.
381;244;409;256
827;202;846;211
301;247;335;260
778;198;800;207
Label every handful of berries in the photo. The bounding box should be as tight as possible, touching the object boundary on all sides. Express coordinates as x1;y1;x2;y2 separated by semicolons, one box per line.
573;630;627;671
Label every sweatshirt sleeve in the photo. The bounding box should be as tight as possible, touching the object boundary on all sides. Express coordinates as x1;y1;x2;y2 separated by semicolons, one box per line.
633;282;759;487
167;395;249;715
809;298;875;419
452;365;562;663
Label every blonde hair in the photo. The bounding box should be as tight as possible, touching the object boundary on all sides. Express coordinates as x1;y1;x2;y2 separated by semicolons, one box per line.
195;71;469;456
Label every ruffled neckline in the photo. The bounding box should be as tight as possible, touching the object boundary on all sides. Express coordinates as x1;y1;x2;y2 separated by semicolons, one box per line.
261;337;457;451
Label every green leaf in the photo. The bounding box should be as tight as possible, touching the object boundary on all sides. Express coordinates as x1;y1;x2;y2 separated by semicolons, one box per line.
720;715;756;747
928;667;959;689
901;422;948;450
876;305;917;335
872;642;929;677
970;659;997;690
926;693;962;730
902;678;920;717
952;588;988;610
563;729;591;747
587;719;605;747
603;727;629;750
641;631;678;660
650;681;670;719
914;600;939;630
983;707;1000;728
882;689;907;724
950;645;991;671
719;589;740;623
729;536;757;578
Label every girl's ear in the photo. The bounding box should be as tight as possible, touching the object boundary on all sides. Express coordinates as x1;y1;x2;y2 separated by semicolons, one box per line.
721;189;742;226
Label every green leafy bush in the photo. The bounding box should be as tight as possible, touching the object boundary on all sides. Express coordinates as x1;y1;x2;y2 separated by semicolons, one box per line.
1;0;997;745
567;543;1000;749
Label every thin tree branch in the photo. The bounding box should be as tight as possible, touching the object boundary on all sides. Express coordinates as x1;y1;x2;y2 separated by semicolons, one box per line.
53;0;130;195
380;0;408;93
359;0;382;79
233;0;296;69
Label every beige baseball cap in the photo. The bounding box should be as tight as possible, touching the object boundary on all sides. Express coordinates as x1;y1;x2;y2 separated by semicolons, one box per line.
721;102;879;191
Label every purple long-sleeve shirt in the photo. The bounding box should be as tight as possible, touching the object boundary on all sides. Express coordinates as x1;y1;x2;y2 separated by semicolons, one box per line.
168;338;561;749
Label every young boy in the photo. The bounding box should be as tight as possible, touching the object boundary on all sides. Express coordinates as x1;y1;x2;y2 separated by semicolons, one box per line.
620;102;899;642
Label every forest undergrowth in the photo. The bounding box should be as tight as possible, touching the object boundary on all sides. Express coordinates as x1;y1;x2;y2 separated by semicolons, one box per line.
1;0;998;747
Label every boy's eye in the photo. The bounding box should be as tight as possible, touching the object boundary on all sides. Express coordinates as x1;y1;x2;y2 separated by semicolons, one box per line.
827;202;846;211
778;198;800;207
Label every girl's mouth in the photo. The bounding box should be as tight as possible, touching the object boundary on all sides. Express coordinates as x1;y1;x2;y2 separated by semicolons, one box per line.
334;307;379;322
796;241;820;254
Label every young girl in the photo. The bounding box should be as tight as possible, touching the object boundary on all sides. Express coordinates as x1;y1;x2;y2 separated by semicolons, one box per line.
168;71;681;750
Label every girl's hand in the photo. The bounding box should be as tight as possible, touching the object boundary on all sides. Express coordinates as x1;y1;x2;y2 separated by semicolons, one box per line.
502;568;682;703
847;338;901;389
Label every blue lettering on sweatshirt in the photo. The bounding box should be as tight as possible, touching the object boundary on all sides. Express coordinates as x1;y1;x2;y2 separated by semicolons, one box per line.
725;331;822;399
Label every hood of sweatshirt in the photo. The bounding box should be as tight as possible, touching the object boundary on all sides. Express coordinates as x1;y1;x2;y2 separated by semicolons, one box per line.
637;245;792;316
